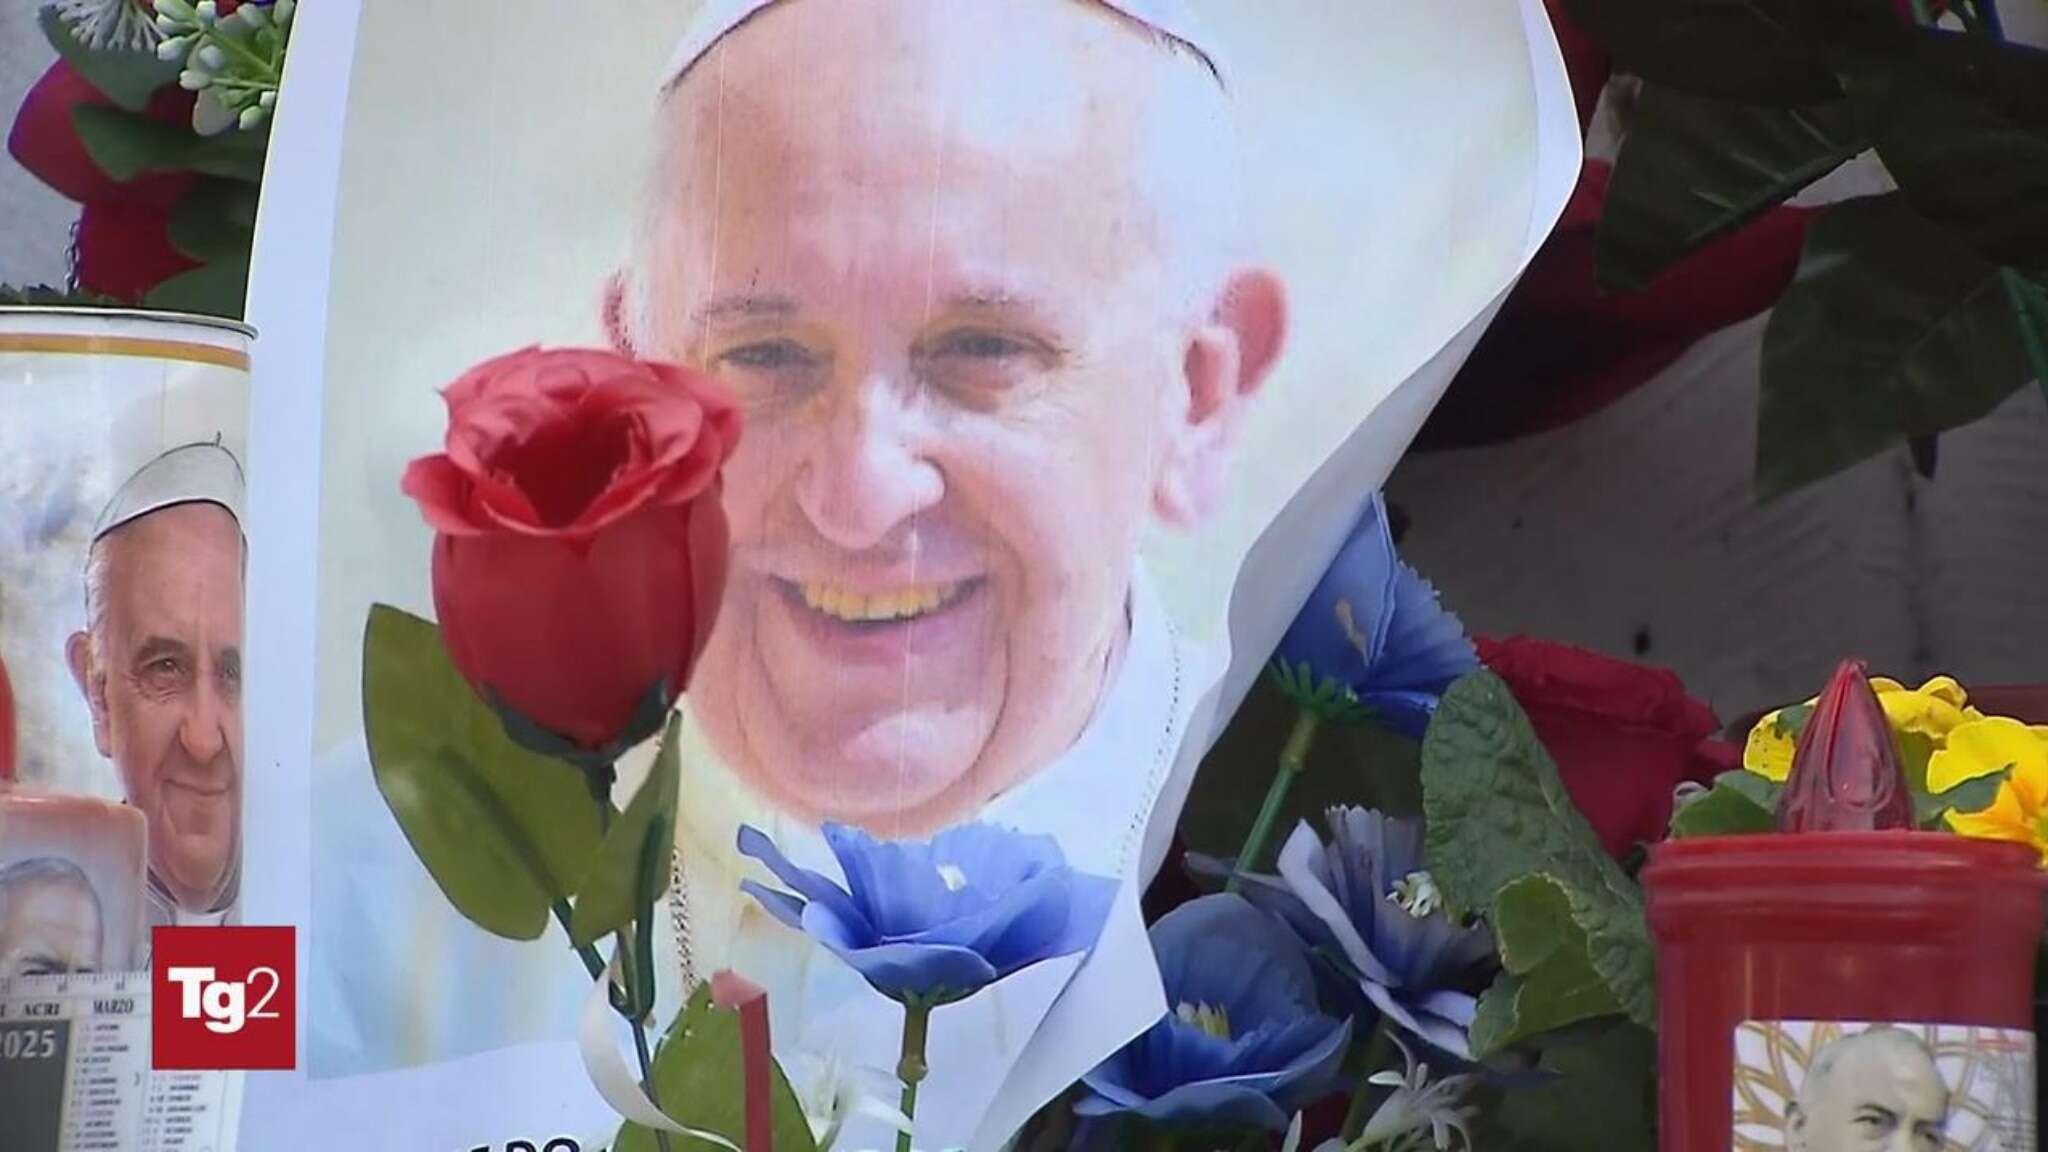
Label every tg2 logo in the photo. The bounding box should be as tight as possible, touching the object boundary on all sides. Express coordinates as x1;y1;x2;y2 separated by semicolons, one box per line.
152;926;296;1070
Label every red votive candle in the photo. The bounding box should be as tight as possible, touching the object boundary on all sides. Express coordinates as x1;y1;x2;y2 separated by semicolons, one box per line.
1645;832;2043;1151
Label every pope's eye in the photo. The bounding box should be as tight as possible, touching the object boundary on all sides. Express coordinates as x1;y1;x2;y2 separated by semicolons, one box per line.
719;339;819;372
928;329;1031;360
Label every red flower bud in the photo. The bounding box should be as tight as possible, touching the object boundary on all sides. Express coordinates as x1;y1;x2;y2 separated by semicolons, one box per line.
73;200;201;303
1775;659;1915;832
7;62;195;207
401;347;740;752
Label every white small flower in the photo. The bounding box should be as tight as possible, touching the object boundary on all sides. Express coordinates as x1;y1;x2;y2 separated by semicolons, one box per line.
194;0;218;25
237;104;267;130
785;1048;912;1151
1388;870;1443;919
155;34;190;61
273;0;294;28
55;0;163;51
196;43;226;70
258;90;276;109
1357;1035;1477;1151
178;69;210;91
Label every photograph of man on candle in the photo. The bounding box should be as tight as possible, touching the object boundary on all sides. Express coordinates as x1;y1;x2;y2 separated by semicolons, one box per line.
1786;1029;1950;1152
0;857;105;980
63;444;246;940
1735;1021;2035;1152
302;2;1555;1137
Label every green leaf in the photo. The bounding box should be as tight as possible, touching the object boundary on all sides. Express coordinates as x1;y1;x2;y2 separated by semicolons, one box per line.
70;103;267;184
1553;0;1845;105
177;126;268;183
571;714;681;949
1771;702;1814;739
1835;33;2048;280
1758;195;2036;500
1478;1020;1658;1152
614;986;819;1152
1668;777;1778;838
1468;875;1626;1056
1597;88;1863;291
167;179;260;263
1421;671;1656;1030
142;253;248;320
71;104;193;183
39;6;181;112
363;604;604;940
1915;769;2006;829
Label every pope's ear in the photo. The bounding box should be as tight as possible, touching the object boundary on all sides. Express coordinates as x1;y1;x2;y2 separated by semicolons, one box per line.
1152;268;1288;528
603;271;635;355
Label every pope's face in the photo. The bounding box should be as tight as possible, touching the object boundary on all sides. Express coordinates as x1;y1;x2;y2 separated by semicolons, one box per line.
78;503;244;911
1793;1035;1950;1152
0;874;102;979
640;0;1260;832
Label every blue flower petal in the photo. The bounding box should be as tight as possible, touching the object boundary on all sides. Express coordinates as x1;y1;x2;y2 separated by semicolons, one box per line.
1277;821;1397;987
1377;562;1479;695
737;824;876;941
802;898;1000;1001
1364;980;1473;1060
738;879;805;932
1417;988;1479;1028
1151;894;1317;1028
1079;1078;1293;1134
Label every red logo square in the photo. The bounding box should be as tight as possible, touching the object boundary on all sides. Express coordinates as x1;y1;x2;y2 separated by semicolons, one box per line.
151;926;295;1070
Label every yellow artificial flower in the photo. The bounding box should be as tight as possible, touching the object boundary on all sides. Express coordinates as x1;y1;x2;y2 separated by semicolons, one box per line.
1945;740;2048;863
1927;717;2048;793
1743;676;1982;783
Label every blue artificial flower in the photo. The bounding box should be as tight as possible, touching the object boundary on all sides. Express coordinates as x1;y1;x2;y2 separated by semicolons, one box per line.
1270;492;1476;737
1075;894;1351;1135
737;821;1116;1005
1240;807;1495;1059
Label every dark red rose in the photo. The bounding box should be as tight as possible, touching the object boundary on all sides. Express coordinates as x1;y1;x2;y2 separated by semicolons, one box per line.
73;200;202;303
1418;160;1811;449
401;347;740;751
1477;635;1735;857
7;62;195;208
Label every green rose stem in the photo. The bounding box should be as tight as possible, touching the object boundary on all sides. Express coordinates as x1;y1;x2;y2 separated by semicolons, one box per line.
1339;1021;1397;1142
584;763;675;1152
895;1000;935;1152
1227;709;1321;891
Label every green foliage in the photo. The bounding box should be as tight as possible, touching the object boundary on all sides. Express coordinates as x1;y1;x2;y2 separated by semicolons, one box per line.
1758;195;2038;500
1476;1021;1658;1152
1421;672;1656;1041
1558;0;2048;498
1268;659;1380;726
361;604;603;940
614;986;818;1152
571;715;680;952
71;103;267;184
1597;89;1864;291
1669;771;1781;838
1469;876;1630;1056
39;5;180;112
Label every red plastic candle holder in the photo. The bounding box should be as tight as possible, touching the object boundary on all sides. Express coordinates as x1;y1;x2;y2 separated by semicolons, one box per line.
1645;831;2043;1150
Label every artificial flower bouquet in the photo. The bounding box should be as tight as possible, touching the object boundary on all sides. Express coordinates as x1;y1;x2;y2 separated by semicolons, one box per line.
4;0;290;315
354;338;2043;1152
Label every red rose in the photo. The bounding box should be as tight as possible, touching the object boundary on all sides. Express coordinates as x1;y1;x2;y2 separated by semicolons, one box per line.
74;200;202;303
401;347;740;751
1477;635;1737;857
7;62;196;207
